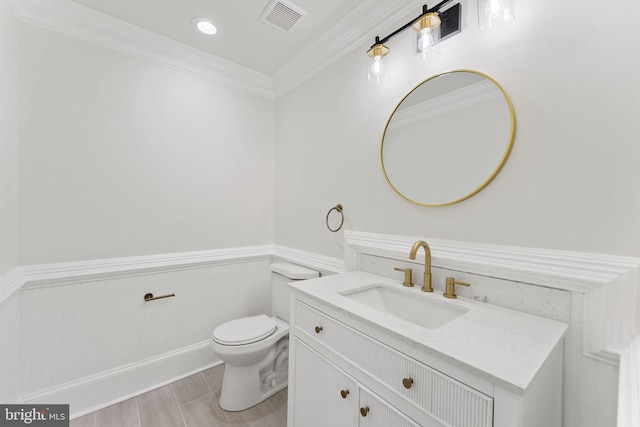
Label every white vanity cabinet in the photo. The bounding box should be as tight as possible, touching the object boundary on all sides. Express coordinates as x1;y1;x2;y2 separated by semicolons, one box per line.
289;300;494;427
288;288;564;427
293;339;420;427
292;339;357;427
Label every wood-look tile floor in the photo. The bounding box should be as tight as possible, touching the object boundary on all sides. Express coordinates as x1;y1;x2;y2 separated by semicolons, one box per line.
70;364;287;427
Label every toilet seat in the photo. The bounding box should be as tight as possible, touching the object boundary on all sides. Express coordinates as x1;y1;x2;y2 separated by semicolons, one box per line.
213;314;277;346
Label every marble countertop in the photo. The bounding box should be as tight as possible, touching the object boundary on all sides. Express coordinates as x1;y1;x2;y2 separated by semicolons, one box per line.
289;271;568;394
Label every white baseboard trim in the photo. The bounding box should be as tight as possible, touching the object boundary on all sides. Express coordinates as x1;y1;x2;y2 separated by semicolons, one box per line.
20;340;220;419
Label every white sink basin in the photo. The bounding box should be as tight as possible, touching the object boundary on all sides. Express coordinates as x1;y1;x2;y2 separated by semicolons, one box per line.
341;284;468;329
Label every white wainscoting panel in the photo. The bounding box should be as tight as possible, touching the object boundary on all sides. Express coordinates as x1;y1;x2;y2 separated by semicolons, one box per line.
618;335;640;427
0;249;277;417
1;236;638;425
19;258;272;396
0;243;342;417
0;293;21;403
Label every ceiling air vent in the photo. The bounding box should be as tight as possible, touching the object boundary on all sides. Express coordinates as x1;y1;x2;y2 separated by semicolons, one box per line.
259;0;307;33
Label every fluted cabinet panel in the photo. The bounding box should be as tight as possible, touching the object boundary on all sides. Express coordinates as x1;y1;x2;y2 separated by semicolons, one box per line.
19;257;272;396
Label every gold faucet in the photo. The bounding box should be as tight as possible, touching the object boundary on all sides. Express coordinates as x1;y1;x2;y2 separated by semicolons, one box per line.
409;240;433;292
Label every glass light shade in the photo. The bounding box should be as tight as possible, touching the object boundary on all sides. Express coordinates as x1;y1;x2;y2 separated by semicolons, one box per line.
366;43;390;84
411;13;441;63
477;0;515;33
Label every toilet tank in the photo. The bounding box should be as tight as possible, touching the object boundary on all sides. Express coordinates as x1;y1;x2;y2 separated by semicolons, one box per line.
271;263;319;322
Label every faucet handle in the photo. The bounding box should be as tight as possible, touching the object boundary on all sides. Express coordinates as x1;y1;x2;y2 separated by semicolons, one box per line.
394;267;414;287
444;277;470;299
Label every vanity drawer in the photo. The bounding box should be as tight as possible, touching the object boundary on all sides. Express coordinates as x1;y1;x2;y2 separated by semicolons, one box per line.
294;301;493;427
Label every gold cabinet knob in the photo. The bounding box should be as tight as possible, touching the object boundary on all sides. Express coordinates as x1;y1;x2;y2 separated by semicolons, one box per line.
314;326;323;334
360;406;370;417
340;389;349;399
402;377;414;389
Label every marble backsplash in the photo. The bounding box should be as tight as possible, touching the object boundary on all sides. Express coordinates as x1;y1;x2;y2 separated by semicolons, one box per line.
358;253;571;323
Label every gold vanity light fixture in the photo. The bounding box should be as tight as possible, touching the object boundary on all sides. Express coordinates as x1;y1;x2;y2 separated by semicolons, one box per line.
366;1;461;82
477;0;515;33
366;40;390;83
411;12;441;63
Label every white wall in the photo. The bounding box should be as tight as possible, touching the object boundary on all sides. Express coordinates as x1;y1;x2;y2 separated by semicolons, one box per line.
0;0;19;275
0;0;21;404
274;0;640;259
18;23;275;265
17;255;272;417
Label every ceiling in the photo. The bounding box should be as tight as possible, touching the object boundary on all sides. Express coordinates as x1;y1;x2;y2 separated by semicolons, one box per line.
68;0;368;76
11;0;421;97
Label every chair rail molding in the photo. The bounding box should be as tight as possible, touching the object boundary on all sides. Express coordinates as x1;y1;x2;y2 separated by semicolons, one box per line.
0;245;274;307
344;230;640;363
273;245;346;274
0;243;346;309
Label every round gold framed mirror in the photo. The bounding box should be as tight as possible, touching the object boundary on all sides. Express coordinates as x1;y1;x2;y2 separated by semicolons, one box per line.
381;70;516;206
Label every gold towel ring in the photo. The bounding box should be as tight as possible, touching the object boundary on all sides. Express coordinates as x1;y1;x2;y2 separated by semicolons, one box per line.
326;204;344;232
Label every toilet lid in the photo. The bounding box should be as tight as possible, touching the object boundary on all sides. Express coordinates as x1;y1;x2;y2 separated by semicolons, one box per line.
213;314;277;346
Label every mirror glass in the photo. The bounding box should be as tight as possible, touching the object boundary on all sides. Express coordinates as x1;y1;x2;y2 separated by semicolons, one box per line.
381;70;515;206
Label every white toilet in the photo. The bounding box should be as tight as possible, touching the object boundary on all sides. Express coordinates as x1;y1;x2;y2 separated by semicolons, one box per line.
210;262;319;411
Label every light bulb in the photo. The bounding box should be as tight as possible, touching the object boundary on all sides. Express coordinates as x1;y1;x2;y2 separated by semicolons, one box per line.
370;57;383;76
485;0;504;19
479;0;514;31
197;21;217;35
191;17;217;35
418;29;434;51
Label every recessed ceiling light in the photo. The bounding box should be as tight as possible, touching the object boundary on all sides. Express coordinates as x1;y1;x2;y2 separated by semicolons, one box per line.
191;17;217;35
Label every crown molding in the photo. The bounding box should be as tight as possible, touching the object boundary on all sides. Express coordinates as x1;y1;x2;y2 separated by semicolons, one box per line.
8;0;274;99
272;0;420;97
8;0;421;99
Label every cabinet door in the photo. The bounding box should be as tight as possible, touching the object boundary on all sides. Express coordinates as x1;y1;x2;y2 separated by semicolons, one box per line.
358;387;421;427
292;339;358;427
